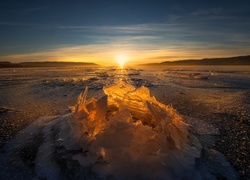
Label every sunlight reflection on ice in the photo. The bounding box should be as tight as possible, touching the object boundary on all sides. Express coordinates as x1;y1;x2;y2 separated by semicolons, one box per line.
0;74;238;179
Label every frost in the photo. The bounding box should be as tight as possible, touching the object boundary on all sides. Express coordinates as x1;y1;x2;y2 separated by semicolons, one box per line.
35;118;63;179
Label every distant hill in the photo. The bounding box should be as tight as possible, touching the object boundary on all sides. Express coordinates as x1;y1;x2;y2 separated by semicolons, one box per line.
144;55;250;66
0;61;22;68
19;61;99;67
0;61;99;68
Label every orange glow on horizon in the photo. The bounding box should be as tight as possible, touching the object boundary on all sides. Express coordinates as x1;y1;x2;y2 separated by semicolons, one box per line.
1;44;249;66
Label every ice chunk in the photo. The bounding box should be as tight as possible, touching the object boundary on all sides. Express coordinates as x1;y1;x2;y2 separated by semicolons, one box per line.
56;81;201;179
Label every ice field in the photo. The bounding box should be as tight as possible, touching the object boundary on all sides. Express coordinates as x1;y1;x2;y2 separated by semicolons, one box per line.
0;66;249;179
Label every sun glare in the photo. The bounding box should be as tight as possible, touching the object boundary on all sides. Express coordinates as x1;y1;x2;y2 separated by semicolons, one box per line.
116;55;127;68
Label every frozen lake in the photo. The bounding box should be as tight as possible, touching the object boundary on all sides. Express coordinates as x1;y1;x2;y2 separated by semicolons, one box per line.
0;65;249;179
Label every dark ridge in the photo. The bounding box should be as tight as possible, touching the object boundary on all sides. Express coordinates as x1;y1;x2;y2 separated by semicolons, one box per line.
0;61;22;68
142;55;250;66
0;61;99;68
19;61;99;67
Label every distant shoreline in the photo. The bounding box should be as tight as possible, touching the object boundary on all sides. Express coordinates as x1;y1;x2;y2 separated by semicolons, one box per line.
141;55;250;66
0;61;99;68
1;55;250;68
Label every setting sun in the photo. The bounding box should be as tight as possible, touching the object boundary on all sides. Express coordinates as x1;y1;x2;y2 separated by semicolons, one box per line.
116;54;127;68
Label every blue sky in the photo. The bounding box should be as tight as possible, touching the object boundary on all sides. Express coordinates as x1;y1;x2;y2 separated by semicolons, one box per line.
0;0;250;65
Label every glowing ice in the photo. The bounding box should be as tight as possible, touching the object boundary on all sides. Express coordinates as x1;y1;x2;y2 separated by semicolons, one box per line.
58;81;201;179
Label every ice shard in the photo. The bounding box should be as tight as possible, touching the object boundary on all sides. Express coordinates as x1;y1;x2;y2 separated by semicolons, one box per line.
56;81;203;179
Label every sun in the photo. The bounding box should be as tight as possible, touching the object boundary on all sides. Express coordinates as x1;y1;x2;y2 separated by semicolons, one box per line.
116;54;127;69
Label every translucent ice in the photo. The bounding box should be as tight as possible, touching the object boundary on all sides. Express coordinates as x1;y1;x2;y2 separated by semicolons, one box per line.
57;81;201;179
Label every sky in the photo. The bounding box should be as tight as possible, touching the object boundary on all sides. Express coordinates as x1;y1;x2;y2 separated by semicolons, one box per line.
0;0;250;65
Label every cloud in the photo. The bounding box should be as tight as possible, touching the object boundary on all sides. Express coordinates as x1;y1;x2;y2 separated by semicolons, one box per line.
0;22;26;26
22;7;45;13
1;19;250;65
190;8;224;16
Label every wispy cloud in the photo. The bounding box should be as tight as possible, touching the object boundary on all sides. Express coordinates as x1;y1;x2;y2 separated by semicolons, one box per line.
22;7;45;13
1;17;250;65
0;22;27;26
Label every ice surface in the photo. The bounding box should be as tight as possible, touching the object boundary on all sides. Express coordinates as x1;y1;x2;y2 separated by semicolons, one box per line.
35;118;63;179
0;116;58;179
0;66;243;179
